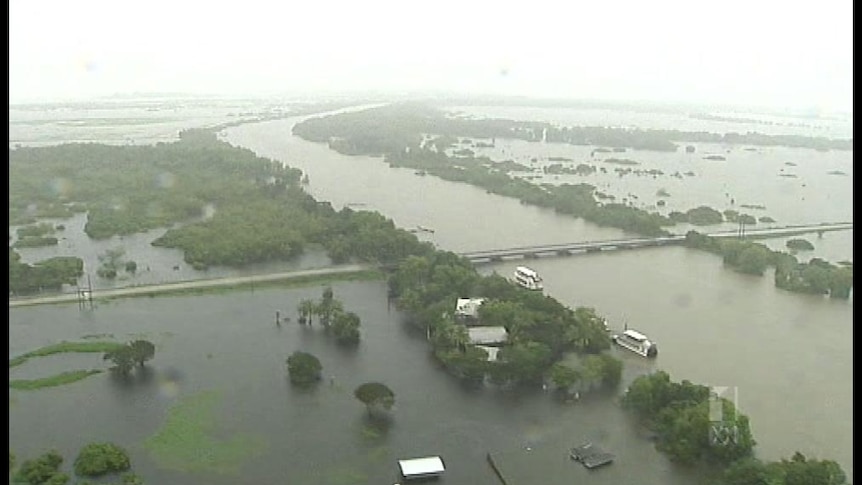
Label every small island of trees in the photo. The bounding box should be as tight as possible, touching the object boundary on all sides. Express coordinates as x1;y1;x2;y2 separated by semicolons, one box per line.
624;371;848;485
786;238;815;251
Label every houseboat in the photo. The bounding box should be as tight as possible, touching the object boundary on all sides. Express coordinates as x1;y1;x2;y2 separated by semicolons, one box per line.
611;329;658;358
513;266;543;291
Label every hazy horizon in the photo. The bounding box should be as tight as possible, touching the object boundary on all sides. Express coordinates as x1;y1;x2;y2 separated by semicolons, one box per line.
9;0;854;115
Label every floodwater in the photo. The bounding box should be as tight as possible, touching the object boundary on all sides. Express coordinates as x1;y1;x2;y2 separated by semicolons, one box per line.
9;101;853;483
9;282;708;485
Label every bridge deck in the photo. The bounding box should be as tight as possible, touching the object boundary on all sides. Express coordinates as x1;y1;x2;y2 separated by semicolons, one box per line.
459;223;852;262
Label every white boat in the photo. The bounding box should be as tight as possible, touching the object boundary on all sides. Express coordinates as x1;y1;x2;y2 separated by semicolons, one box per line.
611;329;658;358
513;266;543;291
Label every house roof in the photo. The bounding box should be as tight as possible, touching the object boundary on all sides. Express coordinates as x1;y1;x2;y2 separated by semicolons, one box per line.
455;297;485;317
468;326;508;345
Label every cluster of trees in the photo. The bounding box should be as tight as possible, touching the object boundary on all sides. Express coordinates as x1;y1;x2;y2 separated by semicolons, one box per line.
721;453;848;485
297;286;361;344
10;127;439;274
10;443;140;485
623;371;847;484
549;352;623;396
286;351;322;386
13;222;60;248
669;206;725;225
284;351;396;417
96;247;137;279
102;340;156;375
684;231;853;298
9;249;83;295
387;252;621;388
623;371;755;464
786;238;815;251
9;129;297;240
151;175;434;270
669;207;766;227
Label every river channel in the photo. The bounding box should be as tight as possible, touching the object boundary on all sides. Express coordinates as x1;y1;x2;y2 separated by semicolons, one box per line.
225;108;853;480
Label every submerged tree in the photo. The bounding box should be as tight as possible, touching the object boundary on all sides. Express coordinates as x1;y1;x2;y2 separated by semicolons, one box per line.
287;351;323;386
354;382;395;415
297;299;316;325
103;347;135;376
316;286;342;327
103;340;156;375
331;311;361;344
129;340;155;367
73;442;131;477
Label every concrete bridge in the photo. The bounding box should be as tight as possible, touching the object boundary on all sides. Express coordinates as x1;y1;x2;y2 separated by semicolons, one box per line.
458;222;853;264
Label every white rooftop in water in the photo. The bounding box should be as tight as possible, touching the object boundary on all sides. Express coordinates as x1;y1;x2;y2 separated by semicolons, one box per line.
398;456;445;478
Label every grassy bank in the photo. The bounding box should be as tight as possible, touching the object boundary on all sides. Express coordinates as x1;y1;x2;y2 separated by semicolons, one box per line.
9;341;125;368
10;370;103;390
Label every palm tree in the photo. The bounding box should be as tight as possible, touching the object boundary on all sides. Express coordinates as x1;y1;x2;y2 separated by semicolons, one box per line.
298;299;316;325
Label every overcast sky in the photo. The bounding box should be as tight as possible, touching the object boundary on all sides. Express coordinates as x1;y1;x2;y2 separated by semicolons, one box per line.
8;0;854;111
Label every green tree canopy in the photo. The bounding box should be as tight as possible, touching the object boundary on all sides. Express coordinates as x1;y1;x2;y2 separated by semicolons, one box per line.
354;382;395;414
549;363;580;391
103;347;135;376
331;311;361;344
129;340;155;367
73;442;131;477
286;351;323;386
14;450;64;485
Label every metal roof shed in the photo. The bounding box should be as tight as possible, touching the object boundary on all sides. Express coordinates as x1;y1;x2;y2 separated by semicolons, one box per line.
467;326;509;345
398;456;445;480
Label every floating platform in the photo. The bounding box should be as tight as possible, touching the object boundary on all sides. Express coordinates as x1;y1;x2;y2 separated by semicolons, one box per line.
569;442;615;469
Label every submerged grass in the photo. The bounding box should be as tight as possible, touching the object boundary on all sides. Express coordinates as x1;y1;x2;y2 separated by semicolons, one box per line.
9;341;125;368
9;370;103;390
143;390;266;475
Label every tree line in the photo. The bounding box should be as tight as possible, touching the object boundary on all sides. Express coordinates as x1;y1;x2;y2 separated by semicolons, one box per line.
623;371;847;484
684;231;852;299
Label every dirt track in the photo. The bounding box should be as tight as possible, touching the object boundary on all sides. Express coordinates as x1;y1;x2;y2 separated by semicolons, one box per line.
9;264;373;308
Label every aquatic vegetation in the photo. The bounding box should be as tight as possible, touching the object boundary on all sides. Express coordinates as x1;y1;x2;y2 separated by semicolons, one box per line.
9;370;103;390
10;341;124;368
144;391;266;475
